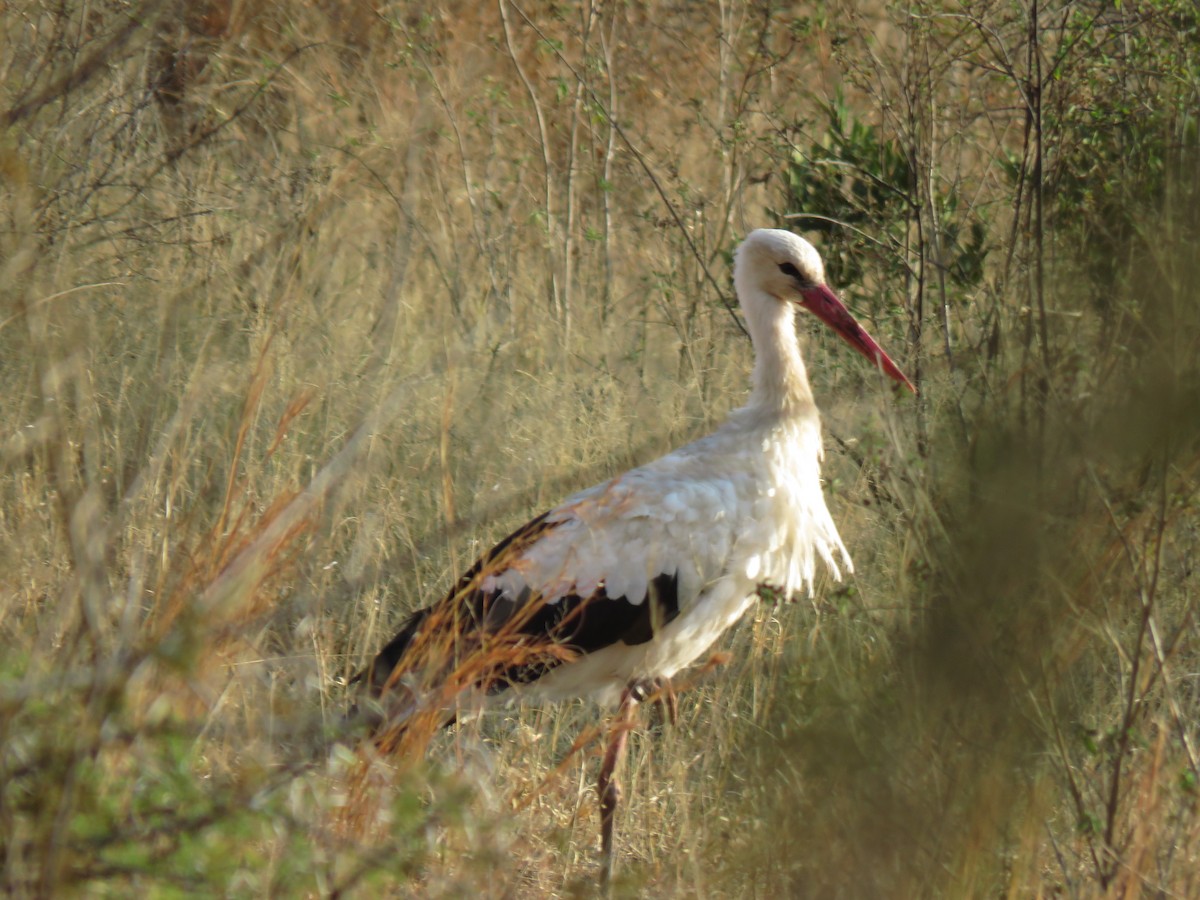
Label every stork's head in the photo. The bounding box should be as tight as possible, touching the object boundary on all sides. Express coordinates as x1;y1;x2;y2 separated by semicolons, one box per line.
735;229;915;392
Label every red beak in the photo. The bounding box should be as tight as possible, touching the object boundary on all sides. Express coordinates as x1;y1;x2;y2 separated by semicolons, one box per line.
800;285;916;393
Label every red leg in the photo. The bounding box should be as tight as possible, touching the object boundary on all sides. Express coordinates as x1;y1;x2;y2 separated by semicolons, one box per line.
597;684;640;884
649;676;678;727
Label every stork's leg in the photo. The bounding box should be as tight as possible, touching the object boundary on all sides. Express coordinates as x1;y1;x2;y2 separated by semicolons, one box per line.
598;684;641;885
649;675;678;727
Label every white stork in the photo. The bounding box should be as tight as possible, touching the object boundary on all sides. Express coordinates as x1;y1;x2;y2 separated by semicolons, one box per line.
354;228;913;880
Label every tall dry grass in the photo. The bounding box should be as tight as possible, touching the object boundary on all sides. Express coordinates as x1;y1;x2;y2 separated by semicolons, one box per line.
1;0;1198;896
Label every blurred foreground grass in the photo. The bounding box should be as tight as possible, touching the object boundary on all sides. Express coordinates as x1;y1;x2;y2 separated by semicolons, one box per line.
2;1;1198;895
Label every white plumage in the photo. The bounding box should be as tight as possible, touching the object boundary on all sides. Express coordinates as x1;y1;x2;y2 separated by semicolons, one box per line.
355;227;912;879
484;408;843;704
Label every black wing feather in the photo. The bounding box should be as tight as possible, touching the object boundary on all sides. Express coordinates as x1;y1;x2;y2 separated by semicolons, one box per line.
355;512;681;695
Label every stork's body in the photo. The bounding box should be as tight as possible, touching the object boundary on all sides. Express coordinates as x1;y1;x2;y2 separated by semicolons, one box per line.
476;398;839;707
356;229;912;880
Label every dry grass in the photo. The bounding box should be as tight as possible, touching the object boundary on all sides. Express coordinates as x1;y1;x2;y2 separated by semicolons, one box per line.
2;0;1199;896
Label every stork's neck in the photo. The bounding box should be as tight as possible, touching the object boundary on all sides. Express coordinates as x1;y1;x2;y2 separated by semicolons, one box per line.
741;287;816;418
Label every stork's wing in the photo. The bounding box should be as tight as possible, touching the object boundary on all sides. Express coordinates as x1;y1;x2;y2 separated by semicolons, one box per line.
355;467;741;695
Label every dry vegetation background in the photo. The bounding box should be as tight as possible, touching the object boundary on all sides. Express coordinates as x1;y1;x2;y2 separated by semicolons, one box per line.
2;0;1199;896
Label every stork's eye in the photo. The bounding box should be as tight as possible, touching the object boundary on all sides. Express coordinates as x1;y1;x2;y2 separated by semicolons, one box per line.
778;262;802;280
